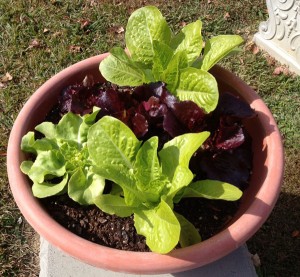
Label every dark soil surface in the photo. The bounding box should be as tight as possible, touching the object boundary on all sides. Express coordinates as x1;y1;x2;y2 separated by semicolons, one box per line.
41;195;239;252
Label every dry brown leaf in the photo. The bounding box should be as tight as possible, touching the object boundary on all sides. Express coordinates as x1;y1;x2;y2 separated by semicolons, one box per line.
292;230;300;238
43;28;50;34
283;67;290;76
29;39;41;48
116;26;124;34
1;72;13;83
273;66;284;75
69;45;82;53
252;45;260;55
179;21;187;27
52;31;63;37
224;12;230;20
79;19;91;29
251;253;261;267
266;55;276;66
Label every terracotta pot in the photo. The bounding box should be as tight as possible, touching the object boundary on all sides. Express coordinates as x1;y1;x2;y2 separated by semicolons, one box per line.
7;54;284;274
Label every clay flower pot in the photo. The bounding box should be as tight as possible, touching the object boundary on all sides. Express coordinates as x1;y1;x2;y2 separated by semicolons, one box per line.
7;54;283;274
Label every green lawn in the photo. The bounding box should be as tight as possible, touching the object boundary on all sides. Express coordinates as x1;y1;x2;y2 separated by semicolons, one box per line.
1;1;299;276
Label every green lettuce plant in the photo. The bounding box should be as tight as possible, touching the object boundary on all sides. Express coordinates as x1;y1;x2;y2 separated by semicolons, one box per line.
20;6;245;254
21;111;242;254
100;6;243;113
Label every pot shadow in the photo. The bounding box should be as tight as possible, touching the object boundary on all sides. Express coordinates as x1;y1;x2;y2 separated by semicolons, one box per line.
169;197;281;276
246;191;300;275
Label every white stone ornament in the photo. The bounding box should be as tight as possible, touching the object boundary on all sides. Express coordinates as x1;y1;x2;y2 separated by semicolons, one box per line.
254;0;300;75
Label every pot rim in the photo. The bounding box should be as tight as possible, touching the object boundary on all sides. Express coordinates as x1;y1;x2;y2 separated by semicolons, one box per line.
7;54;284;274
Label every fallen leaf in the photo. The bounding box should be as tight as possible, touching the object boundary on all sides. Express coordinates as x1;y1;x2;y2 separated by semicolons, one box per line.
82;75;95;87
292;230;300;238
252;45;260;55
109;25;125;34
79;19;91;29
52;31;62;37
266;55;276;66
283;67;291;76
17;217;23;225
273;66;284;75
69;45;82;53
115;26;124;34
29;38;41;48
179;21;187;27
251;253;261;267
224;12;230;20
43;28;50;34
1;72;13;83
89;0;97;6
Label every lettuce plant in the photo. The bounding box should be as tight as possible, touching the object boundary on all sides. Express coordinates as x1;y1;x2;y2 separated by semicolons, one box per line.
21;110;242;254
99;6;243;113
20;6;246;254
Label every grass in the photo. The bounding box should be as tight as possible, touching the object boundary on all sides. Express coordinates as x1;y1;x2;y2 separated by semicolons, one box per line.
0;0;299;276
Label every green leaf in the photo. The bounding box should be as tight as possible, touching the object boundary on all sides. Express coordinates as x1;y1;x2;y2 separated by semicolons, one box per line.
159;132;209;203
78;107;100;143
35;122;56;139
200;35;244;71
183;179;243;201
99;47;146;86
88;116;141;171
162;51;188;93
159;132;210;180
56;112;83;142
20;132;37;154
59;141;89;171
94;194;135;217
134;200;180;254
152;40;174;80
125;6;172;67
175;212;202;248
68;168;105;205
21;132;57;154
88;116;144;206
176;67;219;113
166;165;193;204
134;136;168;203
25;150;66;184
20;160;33;175
32;173;68;198
171;20;203;65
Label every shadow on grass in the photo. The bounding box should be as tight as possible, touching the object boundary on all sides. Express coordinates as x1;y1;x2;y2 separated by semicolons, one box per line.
247;191;300;276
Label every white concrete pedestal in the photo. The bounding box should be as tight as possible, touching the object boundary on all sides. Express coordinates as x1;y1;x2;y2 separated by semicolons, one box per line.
39;238;257;277
253;0;300;75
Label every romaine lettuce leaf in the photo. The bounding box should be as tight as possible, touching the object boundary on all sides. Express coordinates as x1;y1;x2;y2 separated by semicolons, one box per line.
99;47;147;86
200;35;244;71
182;179;243;201
171;20;203;65
176;67;219;113
134;200;180;254
94;194;135;217
125;6;172;67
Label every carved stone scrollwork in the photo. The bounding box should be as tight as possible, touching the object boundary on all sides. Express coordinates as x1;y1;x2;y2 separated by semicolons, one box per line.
258;0;300;63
